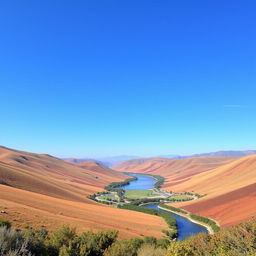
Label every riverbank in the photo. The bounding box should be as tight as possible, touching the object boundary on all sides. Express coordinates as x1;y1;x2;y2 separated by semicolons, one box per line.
158;205;214;234
90;173;210;240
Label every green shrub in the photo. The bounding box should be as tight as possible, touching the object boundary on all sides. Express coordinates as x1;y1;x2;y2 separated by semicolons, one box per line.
166;218;256;256
137;243;167;256
118;204;177;239
104;238;142;256
189;213;220;232
158;204;187;215
0;219;11;229
0;227;31;256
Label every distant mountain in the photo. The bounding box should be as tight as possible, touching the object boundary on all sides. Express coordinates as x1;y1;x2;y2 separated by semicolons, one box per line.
64;158;111;167
64;155;140;167
159;150;256;159
65;151;256;167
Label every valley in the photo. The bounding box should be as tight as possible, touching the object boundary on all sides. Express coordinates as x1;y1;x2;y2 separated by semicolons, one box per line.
113;155;256;227
1;145;256;241
0;146;168;239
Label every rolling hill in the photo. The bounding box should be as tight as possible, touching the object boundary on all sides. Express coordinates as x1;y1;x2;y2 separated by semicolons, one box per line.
113;156;236;190
114;155;256;227
0;146;167;238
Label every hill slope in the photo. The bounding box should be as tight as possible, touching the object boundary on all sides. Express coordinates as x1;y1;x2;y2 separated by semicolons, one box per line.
113;156;235;190
170;154;256;226
0;146;167;238
114;155;256;227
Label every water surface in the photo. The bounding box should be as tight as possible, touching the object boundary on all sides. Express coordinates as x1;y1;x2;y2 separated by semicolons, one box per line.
121;173;156;190
145;204;207;240
121;173;208;240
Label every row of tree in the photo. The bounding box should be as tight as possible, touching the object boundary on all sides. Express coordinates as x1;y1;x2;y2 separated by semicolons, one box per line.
159;204;220;232
118;204;178;239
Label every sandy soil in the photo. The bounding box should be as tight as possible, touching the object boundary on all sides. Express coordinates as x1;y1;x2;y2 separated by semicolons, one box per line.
0;146;168;238
114;155;256;227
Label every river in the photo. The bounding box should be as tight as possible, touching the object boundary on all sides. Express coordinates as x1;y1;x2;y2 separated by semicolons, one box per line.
121;173;208;240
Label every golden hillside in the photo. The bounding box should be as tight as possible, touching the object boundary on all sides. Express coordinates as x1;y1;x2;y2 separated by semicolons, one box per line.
114;155;256;227
113;156;235;190
0;146;167;238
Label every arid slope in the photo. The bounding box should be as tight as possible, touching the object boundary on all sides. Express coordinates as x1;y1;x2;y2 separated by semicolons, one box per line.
171;155;256;226
114;155;256;227
0;146;167;238
113;157;235;191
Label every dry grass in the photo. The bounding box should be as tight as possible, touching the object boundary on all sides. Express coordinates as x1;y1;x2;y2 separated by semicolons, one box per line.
114;154;256;227
0;146;168;239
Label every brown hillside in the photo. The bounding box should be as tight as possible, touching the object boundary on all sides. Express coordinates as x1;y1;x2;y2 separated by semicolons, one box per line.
0;146;167;238
113;156;235;191
114;155;256;227
170;155;256;226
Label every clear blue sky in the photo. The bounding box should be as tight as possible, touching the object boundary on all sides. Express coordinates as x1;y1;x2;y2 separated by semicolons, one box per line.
0;0;255;158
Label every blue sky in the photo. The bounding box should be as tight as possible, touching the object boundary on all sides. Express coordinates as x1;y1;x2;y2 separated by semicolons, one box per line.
0;0;255;158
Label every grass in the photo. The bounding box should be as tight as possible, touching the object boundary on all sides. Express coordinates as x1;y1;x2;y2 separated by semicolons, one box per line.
124;190;159;198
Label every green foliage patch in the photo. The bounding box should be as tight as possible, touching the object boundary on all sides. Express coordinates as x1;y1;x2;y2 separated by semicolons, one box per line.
124;190;159;198
1;218;256;256
118;204;178;239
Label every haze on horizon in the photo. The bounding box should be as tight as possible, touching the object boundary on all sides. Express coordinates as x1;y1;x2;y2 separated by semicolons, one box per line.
0;0;255;158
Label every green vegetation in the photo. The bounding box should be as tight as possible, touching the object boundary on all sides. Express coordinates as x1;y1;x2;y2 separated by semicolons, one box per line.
0;221;170;256
159;204;187;215
124;190;159;198
165;218;256;255
159;204;220;233
183;191;206;198
167;196;193;202
129;198;163;205
105;176;137;192
149;175;165;189
123;173;165;189
118;204;178;239
0;219;11;229
98;195;118;201
189;213;220;232
104;176;138;200
1;218;256;255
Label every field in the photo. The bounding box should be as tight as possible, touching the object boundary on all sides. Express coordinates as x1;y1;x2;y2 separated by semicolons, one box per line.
124;189;159;198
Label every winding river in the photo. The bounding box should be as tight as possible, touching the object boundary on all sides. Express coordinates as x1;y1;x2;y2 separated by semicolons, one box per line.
121;173;208;240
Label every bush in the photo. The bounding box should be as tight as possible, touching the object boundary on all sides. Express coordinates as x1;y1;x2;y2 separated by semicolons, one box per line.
79;230;118;256
137;243;167;256
0;227;32;256
189;214;220;232
165;218;256;256
104;238;142;256
158;204;187;215
0;219;11;229
118;204;177;239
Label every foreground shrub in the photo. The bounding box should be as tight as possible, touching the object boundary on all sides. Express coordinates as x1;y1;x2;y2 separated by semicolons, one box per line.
137;243;166;256
24;228;48;256
104;238;143;256
119;204;178;239
1;218;256;256
0;226;32;256
0;219;11;229
78;230;118;256
166;218;256;256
